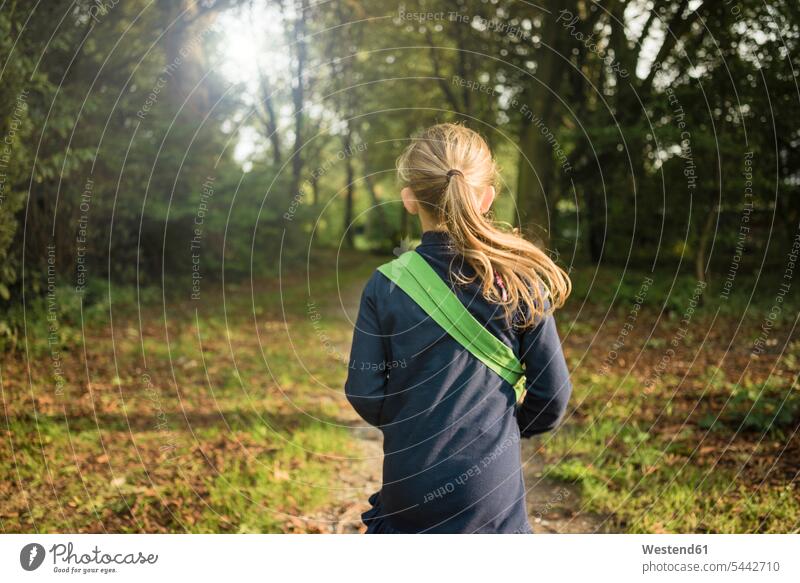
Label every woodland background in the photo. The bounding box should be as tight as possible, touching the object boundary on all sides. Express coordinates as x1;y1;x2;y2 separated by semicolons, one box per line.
0;0;798;533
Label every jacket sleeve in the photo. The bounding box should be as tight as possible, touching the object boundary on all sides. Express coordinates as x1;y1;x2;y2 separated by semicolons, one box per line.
344;274;388;427
516;314;572;437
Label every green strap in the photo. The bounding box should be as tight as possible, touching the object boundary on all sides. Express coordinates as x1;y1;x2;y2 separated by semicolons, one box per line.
377;251;525;400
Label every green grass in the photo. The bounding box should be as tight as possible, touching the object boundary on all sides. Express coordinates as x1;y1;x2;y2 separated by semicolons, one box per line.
546;264;800;532
568;263;800;325
541;344;800;533
0;250;382;533
2;257;798;533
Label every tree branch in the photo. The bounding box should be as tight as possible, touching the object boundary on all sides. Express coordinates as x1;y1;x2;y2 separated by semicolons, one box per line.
425;27;463;112
641;0;692;92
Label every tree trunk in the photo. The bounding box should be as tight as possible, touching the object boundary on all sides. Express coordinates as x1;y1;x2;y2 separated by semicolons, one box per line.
288;0;308;198
516;119;557;247
582;172;605;263
362;144;391;245
364;171;393;247
160;0;211;114
343;120;355;249
695;204;717;291
310;174;319;206
514;0;566;247
258;73;282;166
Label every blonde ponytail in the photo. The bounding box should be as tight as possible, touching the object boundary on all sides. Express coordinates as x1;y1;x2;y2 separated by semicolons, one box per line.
397;123;570;328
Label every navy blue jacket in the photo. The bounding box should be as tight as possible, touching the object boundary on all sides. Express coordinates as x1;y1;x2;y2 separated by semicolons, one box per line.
345;231;572;533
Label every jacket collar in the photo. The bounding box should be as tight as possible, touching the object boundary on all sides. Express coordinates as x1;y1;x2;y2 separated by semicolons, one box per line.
417;230;453;248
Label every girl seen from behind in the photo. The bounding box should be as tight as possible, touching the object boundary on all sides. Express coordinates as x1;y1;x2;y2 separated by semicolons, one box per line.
345;123;572;534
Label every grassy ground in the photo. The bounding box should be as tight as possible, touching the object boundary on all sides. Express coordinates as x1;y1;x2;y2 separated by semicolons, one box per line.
0;250;381;533
542;267;800;533
1;252;798;533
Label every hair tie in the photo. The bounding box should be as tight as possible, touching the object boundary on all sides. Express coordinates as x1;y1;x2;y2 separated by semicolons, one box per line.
446;169;463;180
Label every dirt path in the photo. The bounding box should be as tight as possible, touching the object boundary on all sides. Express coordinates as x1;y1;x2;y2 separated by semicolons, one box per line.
520;439;612;533
318;432;612;534
312;281;612;534
301;284;381;533
318;425;383;534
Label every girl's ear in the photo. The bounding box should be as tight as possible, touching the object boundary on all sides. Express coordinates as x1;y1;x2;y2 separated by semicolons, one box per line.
479;185;496;214
401;187;419;215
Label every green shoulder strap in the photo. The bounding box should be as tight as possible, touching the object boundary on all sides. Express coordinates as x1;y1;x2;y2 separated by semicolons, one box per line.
377;251;526;400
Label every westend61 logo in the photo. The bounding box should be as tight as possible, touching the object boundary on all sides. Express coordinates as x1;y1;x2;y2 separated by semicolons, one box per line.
19;542;158;574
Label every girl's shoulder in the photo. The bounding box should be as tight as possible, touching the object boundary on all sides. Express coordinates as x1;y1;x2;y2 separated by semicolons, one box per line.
361;265;394;301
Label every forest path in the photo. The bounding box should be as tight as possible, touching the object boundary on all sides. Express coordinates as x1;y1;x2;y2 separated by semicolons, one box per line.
310;276;612;534
519;439;613;533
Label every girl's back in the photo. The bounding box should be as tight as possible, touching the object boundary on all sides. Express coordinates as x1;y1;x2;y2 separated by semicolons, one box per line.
345;124;572;534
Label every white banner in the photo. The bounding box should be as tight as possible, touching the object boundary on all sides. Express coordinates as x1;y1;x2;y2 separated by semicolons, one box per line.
1;534;798;582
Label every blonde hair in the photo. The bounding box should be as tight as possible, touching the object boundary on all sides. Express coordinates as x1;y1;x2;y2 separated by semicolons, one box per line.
396;123;571;328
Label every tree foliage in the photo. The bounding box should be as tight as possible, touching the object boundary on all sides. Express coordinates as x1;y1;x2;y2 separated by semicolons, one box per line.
1;0;798;327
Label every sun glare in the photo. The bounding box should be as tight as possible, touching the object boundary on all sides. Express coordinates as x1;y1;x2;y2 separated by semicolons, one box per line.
216;3;293;165
218;3;289;91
